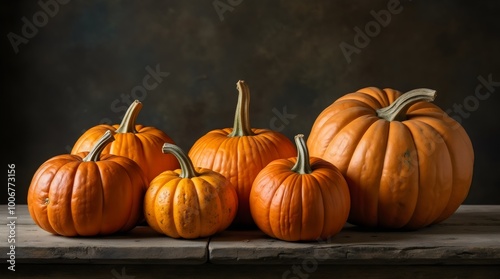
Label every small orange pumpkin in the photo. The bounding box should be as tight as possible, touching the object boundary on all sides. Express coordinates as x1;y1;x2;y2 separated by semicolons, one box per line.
72;100;179;183
27;131;147;236
144;143;238;239
250;134;350;241
307;87;474;229
188;80;296;228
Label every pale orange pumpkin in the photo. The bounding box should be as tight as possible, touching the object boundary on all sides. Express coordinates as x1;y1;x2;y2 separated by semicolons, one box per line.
307;87;474;229
144;143;238;239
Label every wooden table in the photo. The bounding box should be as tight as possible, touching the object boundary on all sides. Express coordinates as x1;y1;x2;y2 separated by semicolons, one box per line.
1;205;499;278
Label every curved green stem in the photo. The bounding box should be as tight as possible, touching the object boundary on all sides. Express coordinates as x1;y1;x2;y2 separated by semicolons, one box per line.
291;134;312;174
228;80;255;137
83;130;115;162
162;143;199;179
376;88;436;121
115;100;142;133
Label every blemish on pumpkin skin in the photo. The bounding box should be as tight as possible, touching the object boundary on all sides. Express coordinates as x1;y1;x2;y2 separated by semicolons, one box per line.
403;150;411;163
44;198;49;205
402;149;417;169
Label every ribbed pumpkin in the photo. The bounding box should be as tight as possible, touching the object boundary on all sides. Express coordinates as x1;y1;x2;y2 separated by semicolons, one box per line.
27;131;147;236
72;100;179;183
144;143;238;239
188;80;296;228
307;87;474;229
250;134;350;241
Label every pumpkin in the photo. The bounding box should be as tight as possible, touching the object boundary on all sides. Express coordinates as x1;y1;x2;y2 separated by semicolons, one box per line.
27;130;147;236
71;100;179;183
307;87;474;229
188;80;296;228
250;134;350;241
144;143;238;239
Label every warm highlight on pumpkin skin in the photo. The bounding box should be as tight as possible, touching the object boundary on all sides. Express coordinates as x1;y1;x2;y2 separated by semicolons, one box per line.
409;113;474;224
403;119;452;228
188;80;296;228
72;100;179;183
376;121;419;228
342;118;388;227
28;131;147;236
307;87;474;229
29;158;78;235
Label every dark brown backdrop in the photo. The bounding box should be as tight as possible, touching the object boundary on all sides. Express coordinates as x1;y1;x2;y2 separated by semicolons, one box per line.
2;0;499;205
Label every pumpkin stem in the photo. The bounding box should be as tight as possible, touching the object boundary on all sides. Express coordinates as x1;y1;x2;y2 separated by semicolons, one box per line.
228;80;256;137
162;143;200;179
376;89;436;121
115;100;142;133
291;134;313;175
83;130;115;162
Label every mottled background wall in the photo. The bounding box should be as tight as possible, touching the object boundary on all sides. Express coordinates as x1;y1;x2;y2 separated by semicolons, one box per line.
2;0;500;204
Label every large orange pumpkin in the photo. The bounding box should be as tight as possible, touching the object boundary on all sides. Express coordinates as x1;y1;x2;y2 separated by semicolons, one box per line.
307;87;474;229
144;143;238;239
188;80;296;228
250;134;350;241
27;131;147;236
72;100;179;183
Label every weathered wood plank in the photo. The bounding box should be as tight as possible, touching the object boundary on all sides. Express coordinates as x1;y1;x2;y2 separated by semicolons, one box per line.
0;223;208;264
208;227;500;265
209;205;500;265
0;205;208;264
1;205;33;225
439;205;500;226
1;205;499;267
